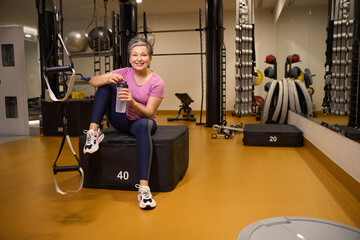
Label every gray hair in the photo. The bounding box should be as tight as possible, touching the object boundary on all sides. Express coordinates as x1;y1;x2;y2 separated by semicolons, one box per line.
127;37;153;57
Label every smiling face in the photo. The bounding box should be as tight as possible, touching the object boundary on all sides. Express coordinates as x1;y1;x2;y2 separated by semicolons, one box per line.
129;45;152;72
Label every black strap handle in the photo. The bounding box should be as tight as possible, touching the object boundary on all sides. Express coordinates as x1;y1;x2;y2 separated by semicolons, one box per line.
52;103;82;176
53;164;80;174
44;65;73;73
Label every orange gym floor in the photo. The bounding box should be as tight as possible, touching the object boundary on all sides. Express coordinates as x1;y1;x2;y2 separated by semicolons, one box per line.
0;112;359;239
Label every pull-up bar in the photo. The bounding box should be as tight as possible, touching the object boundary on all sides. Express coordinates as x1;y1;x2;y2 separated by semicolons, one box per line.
139;28;204;34
153;52;205;56
141;9;206;125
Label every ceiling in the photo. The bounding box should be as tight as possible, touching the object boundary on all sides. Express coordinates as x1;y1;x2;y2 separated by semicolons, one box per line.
0;0;327;30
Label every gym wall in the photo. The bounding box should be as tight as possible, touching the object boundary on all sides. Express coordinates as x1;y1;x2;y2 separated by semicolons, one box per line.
25;40;41;99
138;12;206;111
276;6;328;112
253;8;276;104
63;9;274;111
63;5;325;112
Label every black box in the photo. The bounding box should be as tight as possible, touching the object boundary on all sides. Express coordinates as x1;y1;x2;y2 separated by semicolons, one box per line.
79;125;189;192
243;124;303;147
41;99;94;136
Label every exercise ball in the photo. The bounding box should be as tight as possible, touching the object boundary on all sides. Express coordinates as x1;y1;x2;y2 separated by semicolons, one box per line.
265;54;276;64
292;54;300;63
88;27;113;51
304;68;313;87
264;67;275;78
64;31;89;53
253;69;263;86
307;87;314;96
290;66;301;78
264;81;272;92
287;54;300;63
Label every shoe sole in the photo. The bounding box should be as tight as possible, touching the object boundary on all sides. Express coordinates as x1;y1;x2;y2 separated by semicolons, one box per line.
83;144;99;154
140;205;156;210
138;195;156;209
139;203;156;209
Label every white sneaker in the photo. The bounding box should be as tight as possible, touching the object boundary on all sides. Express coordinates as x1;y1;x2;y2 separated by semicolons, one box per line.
83;129;104;154
136;184;156;209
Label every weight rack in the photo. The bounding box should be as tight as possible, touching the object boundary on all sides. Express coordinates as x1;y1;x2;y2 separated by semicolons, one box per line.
323;0;359;123
234;0;256;117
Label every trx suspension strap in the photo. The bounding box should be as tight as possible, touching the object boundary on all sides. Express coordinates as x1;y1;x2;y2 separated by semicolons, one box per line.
43;30;83;195
43;33;76;103
52;103;84;195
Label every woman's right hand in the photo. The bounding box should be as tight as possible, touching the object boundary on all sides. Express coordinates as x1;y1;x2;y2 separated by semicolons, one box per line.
90;72;124;87
107;73;124;85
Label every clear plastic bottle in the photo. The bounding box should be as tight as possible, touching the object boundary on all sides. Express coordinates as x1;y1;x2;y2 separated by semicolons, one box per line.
115;81;128;113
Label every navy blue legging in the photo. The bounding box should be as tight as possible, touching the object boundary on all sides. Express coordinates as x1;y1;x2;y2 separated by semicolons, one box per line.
90;84;157;181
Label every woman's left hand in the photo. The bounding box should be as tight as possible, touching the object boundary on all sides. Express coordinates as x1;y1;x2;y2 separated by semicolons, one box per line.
118;89;162;119
118;88;136;106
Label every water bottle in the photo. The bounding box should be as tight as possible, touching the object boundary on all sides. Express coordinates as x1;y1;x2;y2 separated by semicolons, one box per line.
116;81;128;113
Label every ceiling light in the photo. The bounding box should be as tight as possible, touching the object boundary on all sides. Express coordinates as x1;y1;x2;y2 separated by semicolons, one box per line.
296;233;306;240
23;26;38;36
25;34;32;38
136;0;142;3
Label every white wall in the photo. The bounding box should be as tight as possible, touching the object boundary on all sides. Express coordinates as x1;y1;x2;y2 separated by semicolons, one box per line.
138;12;206;110
64;9;276;111
25;40;41;99
253;8;276;100
63;5;328;112
137;8;276;111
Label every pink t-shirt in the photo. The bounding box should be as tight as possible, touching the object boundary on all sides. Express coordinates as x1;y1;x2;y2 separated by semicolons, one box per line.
112;67;164;121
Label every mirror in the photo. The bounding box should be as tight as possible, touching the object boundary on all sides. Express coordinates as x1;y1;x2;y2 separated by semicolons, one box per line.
275;0;359;142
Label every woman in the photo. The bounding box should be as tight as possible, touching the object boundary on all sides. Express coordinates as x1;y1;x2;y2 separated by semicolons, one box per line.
83;37;164;209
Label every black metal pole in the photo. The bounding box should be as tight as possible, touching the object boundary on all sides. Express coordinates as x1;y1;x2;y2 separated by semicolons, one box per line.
205;0;223;127
197;8;206;126
36;0;58;99
143;12;148;39
119;0;138;68
348;0;360;127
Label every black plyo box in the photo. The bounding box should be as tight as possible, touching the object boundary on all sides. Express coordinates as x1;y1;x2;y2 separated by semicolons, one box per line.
41;99;94;136
243;124;303;147
79;125;189;192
